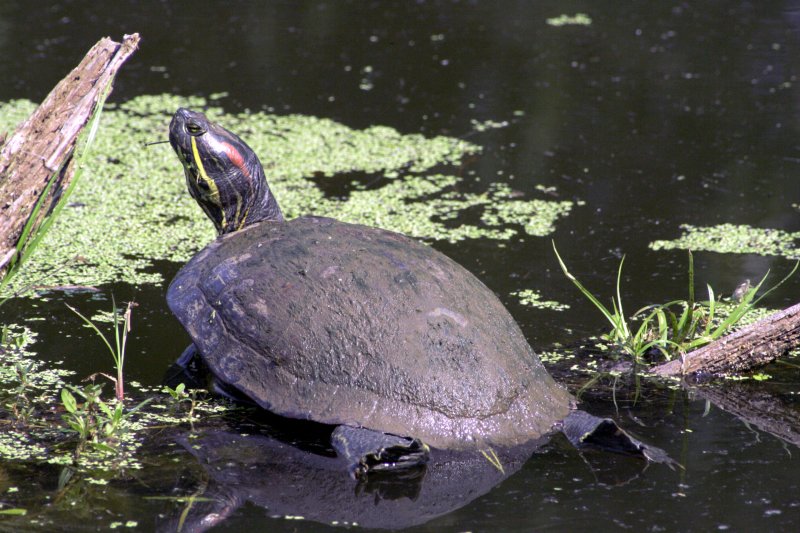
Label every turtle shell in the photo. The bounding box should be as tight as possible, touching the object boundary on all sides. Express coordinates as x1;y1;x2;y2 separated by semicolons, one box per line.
168;216;572;450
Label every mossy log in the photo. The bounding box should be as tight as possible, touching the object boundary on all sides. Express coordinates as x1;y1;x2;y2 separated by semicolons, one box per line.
653;301;800;377
0;33;140;280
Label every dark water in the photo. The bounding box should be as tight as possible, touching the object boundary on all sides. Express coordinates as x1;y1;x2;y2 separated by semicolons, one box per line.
1;1;800;531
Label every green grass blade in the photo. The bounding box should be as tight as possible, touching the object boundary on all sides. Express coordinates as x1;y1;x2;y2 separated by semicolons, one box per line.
98;400;115;419
0;509;27;516
0;165;63;293
126;397;153;416
112;295;122;366
615;256;628;337
752;261;799;307
553;242;621;330
703;284;716;336
708;271;770;338
21;95;109;263
480;448;505;474
610;297;626;343
65;303;117;362
674;303;690;341
665;308;679;340
687;250;695;305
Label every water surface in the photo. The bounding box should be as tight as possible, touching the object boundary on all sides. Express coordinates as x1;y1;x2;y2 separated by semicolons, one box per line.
0;2;799;531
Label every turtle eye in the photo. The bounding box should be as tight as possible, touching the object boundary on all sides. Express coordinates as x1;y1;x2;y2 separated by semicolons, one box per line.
186;122;206;136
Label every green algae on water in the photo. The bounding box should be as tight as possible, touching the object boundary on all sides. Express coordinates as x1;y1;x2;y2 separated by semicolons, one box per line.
512;289;569;311
649;223;800;259
546;13;592;26
481;184;573;237
0;94;574;294
470;118;509;132
537;349;575;365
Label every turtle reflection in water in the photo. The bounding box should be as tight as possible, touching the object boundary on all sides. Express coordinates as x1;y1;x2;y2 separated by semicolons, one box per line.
166;108;670;476
160;421;543;531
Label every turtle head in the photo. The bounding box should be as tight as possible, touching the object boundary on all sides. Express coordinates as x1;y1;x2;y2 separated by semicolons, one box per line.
169;108;284;235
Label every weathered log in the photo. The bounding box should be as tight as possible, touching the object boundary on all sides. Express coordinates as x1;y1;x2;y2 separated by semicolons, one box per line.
653;301;800;377
0;33;140;279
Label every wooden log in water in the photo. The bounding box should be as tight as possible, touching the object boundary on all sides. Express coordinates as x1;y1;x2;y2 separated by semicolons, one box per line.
653;301;800;377
0;33;140;279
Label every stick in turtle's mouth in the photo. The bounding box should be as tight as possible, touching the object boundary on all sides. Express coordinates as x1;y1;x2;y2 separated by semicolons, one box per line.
143;139;170;147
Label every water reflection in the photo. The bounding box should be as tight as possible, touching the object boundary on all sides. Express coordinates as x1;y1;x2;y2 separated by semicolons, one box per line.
160;421;543;532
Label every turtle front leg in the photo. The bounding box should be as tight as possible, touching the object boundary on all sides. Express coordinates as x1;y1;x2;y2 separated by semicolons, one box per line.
176;343;200;367
168;344;255;404
331;425;430;478
163;344;207;391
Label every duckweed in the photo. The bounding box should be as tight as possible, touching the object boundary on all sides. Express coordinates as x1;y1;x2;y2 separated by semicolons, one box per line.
546;13;592;26
470;118;509;132
0;94;574;294
537;350;575;364
481;184;573;237
649;224;800;259
512;289;570;311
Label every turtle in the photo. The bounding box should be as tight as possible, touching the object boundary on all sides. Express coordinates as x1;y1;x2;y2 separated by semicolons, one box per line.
166;108;670;475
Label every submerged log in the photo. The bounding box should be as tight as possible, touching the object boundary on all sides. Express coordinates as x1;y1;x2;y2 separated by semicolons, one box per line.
653;301;800;377
0;33;140;280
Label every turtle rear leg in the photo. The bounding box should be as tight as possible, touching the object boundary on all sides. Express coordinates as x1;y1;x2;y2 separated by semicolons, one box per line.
331;425;430;478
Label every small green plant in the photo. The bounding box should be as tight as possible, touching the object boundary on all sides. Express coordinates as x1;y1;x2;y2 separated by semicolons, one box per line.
1;325;30;350
163;382;188;402
5;361;36;426
60;384;149;457
162;383;203;422
66;297;134;401
553;242;798;363
61;385;120;455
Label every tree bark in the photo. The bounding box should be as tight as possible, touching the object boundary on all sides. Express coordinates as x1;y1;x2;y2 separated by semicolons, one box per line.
0;33;140;278
652;301;800;377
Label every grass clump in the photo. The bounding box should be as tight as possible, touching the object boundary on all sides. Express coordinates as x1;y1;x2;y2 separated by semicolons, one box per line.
59;384;149;458
553;242;797;364
65;297;133;402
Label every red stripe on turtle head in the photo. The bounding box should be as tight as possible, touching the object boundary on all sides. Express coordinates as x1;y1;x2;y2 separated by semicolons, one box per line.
222;142;251;179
